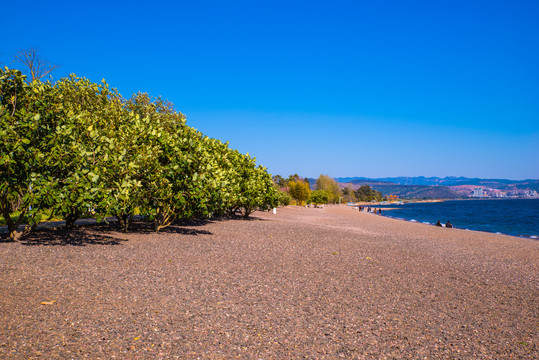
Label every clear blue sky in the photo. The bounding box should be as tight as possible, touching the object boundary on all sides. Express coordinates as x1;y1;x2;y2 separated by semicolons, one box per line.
3;0;538;179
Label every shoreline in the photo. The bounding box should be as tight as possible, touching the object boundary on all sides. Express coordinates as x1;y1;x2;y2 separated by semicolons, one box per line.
378;211;538;240
352;199;538;239
278;205;539;249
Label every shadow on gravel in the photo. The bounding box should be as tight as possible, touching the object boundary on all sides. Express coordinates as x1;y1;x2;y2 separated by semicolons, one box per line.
1;215;267;244
125;220;213;236
225;215;268;222
20;229;124;246
74;218;214;236
159;225;213;236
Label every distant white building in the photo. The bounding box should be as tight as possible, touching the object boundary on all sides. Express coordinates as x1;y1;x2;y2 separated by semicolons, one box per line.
473;187;483;198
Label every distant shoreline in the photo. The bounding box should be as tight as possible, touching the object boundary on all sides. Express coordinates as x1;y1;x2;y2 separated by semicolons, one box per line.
361;199;538;239
354;197;539;206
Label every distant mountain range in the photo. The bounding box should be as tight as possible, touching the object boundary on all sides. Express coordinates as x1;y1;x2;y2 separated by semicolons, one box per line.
329;176;539;199
336;176;539;187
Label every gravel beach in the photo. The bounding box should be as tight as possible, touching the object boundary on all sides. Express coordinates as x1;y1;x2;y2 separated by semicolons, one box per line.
0;205;537;359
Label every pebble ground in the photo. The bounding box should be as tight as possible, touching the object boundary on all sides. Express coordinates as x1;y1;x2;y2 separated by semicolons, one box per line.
0;206;537;359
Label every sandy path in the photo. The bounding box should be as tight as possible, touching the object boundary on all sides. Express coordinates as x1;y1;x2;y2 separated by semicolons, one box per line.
0;205;537;359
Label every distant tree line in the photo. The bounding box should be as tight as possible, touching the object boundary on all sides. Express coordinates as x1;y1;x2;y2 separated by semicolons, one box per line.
348;185;383;202
1;67;280;241
273;174;384;206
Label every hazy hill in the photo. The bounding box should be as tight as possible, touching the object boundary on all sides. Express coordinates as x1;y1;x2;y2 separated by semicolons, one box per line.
339;180;461;199
336;176;539;189
373;185;461;199
303;176;538;199
332;176;539;199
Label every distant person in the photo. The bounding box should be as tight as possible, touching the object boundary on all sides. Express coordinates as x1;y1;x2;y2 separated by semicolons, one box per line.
378;208;382;215
446;221;453;228
436;220;442;227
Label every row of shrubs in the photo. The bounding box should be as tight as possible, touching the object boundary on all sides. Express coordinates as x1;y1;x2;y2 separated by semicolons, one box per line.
1;67;280;241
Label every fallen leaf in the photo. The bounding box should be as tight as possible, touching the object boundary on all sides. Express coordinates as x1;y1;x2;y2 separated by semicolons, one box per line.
40;300;56;305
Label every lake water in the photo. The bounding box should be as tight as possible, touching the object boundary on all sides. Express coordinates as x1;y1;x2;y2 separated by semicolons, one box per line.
379;199;539;238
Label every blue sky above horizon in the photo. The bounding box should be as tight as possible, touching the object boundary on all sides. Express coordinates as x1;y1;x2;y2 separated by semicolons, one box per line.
2;0;538;179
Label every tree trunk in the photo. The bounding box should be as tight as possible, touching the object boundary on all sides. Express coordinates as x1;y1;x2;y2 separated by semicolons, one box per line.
2;202;22;241
153;209;174;232
242;207;254;219
65;209;81;230
8;229;23;242
227;206;240;218
116;214;131;233
4;214;18;242
8;223;37;241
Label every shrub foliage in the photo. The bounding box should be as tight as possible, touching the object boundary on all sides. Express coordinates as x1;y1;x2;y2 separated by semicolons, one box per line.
0;67;278;240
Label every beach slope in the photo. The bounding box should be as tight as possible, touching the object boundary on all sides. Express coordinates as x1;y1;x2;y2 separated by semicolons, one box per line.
0;206;537;358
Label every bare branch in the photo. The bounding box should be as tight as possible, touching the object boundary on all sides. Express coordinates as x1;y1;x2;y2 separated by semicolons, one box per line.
13;48;59;82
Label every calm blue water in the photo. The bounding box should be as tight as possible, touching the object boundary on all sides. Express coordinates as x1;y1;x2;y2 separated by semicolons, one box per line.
380;199;539;238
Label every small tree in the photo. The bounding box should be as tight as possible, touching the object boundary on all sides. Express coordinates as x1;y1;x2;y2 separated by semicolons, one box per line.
121;93;189;232
0;68;56;240
235;162;278;218
309;190;330;207
315;174;342;203
276;189;292;206
272;174;287;188
48;75;118;229
355;185;383;202
342;183;357;202
288;180;311;205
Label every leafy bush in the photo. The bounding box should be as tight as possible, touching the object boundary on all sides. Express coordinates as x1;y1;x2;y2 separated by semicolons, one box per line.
277;190;292;206
309;190;331;206
0;67;278;239
288;180;311;205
